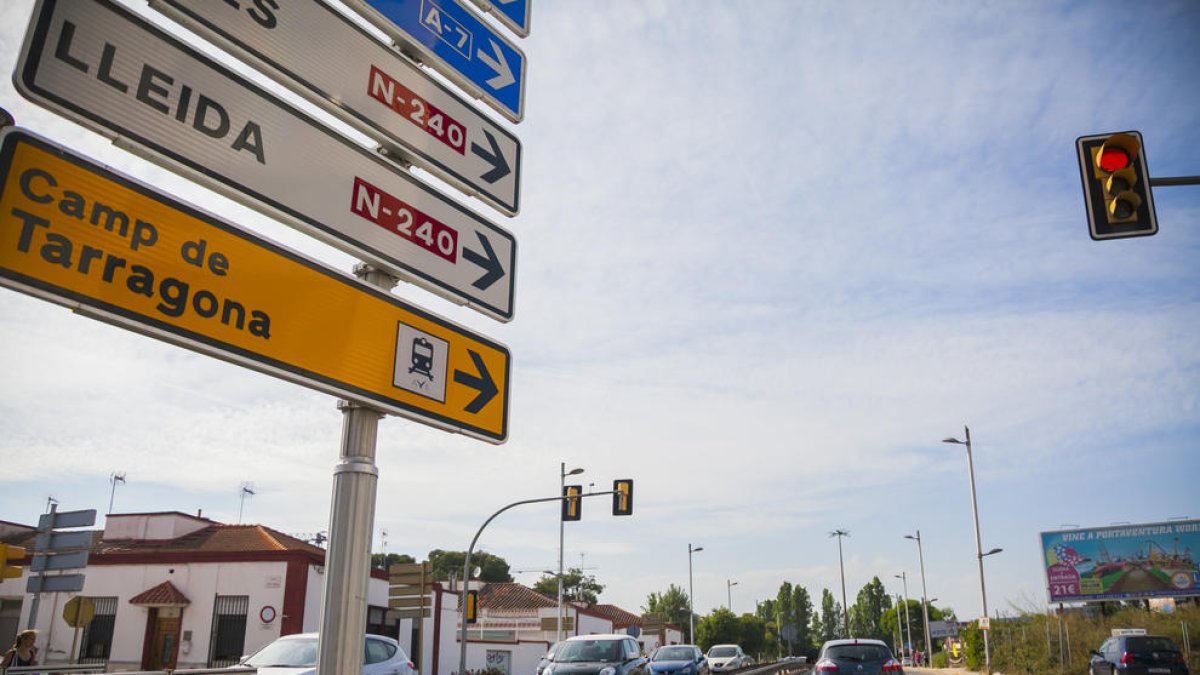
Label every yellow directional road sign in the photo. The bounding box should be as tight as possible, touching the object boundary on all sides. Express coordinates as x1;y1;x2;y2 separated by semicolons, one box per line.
0;129;509;442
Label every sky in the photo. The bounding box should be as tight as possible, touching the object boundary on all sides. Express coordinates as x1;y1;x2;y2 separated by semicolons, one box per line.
1;0;1199;630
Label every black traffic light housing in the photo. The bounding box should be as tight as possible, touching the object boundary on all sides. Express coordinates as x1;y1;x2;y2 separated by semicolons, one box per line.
1077;131;1157;240
612;479;634;516
562;485;582;522
0;543;25;579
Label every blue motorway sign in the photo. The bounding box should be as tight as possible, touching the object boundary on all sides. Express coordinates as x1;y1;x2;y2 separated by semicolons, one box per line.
468;0;531;38
350;0;526;122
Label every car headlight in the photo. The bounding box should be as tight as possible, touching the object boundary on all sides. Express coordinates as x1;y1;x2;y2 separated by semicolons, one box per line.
599;667;615;675
543;667;553;675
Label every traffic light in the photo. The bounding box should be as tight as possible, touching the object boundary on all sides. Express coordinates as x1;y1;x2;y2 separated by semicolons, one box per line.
0;543;26;579
562;485;582;522
465;590;479;623
612;479;634;516
1076;131;1157;240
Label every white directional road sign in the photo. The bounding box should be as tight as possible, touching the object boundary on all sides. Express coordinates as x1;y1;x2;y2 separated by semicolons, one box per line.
153;0;522;217
15;0;516;322
346;0;527;123
467;0;531;38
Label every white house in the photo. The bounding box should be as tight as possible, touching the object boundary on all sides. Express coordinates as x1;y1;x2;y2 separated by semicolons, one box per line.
0;512;676;674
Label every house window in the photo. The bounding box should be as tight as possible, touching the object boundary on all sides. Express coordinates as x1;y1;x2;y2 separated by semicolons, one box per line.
78;597;117;663
208;595;249;667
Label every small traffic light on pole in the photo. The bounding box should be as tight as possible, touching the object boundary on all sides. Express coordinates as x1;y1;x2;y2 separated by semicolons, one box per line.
1077;131;1157;240
612;479;634;516
0;543;26;579
465;590;479;623
562;485;582;522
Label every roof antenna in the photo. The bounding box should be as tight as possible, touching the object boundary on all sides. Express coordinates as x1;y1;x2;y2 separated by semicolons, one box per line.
238;482;256;524
108;472;126;514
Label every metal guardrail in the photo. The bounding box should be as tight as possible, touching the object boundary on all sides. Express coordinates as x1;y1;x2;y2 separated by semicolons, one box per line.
3;666;105;675
1;662;255;667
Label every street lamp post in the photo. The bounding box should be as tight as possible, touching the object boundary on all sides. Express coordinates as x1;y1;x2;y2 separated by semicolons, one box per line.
726;579;739;612
905;531;932;664
688;544;703;643
944;426;996;675
830;529;850;636
895;573;913;661
558;463;584;641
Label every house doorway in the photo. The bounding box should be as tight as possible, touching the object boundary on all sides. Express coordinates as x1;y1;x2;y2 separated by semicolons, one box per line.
144;607;182;670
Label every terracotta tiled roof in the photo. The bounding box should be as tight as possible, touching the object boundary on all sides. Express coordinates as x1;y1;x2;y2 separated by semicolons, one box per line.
590;604;645;628
460;582;556;611
96;524;325;556
129;581;191;606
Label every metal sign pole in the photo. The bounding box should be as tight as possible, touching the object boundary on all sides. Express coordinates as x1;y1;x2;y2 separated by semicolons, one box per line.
317;265;395;675
25;503;54;630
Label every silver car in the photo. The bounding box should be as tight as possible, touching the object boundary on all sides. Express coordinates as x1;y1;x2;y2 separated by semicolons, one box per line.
240;632;417;675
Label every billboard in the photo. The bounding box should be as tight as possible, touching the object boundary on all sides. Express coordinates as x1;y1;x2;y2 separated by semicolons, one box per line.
1041;520;1200;603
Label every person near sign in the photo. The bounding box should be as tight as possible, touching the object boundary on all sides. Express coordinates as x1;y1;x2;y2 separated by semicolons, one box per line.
2;629;39;668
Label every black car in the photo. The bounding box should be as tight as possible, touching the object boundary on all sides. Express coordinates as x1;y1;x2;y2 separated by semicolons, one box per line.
543;635;647;675
1090;634;1189;675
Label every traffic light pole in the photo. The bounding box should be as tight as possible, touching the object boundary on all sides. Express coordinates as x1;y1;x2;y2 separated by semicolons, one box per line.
458;489;618;675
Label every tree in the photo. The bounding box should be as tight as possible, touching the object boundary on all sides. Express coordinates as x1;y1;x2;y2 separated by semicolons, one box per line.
427;549;513;582
372;552;415;570
848;577;890;641
695;607;739;651
816;589;842;643
790;585;815;656
644;584;693;641
736;612;771;659
532;567;604;605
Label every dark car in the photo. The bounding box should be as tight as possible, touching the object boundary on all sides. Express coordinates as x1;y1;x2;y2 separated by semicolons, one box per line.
649;645;708;675
543;635;647;675
1089;634;1189;675
814;638;903;674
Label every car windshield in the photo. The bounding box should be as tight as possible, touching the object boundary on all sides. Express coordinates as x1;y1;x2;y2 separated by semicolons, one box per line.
556;640;622;663
244;637;318;667
825;644;891;662
708;648;737;658
654;647;696;661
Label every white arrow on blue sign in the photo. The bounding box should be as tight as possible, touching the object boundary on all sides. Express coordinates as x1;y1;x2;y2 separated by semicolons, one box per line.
347;0;527;123
467;0;531;38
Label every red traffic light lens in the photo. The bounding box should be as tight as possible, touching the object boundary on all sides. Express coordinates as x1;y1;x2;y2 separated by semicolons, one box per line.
1098;147;1130;172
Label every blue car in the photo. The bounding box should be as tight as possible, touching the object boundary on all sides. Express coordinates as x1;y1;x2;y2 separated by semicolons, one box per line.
649;645;708;675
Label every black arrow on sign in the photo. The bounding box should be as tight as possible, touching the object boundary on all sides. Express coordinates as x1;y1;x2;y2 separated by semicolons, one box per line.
470;129;511;184
463;232;505;290
453;350;498;414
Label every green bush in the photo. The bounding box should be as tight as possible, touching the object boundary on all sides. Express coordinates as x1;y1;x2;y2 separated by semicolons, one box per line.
972;603;1199;675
